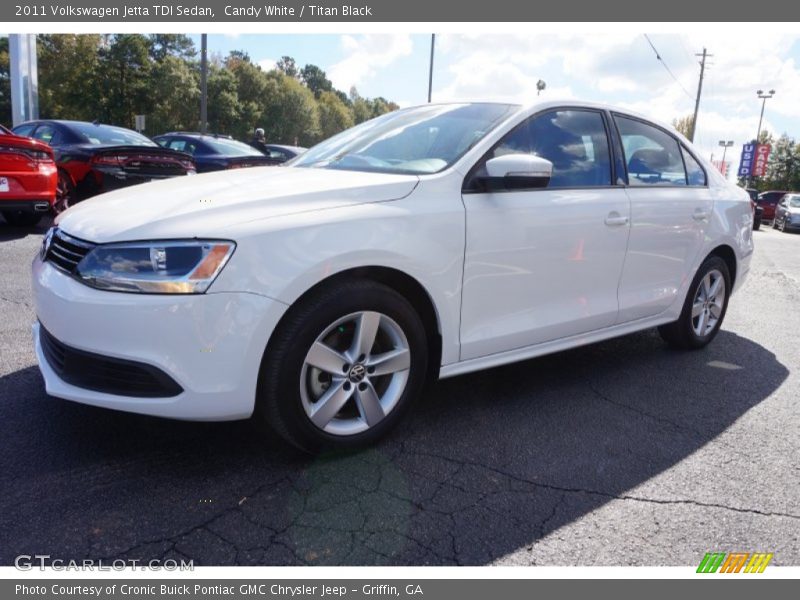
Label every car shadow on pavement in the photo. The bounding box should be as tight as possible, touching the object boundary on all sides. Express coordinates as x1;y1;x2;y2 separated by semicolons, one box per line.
0;328;788;566
0;217;52;242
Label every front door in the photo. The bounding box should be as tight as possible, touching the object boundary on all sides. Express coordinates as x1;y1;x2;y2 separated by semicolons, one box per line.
460;108;631;360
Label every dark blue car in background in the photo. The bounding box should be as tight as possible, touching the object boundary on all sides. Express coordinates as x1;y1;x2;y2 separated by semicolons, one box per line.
153;133;286;173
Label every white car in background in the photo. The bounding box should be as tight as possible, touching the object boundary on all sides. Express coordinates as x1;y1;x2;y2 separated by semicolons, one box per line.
32;101;753;452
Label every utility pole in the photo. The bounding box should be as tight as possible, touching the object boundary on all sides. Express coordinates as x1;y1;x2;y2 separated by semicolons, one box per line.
200;34;208;134
427;34;435;103
689;47;711;143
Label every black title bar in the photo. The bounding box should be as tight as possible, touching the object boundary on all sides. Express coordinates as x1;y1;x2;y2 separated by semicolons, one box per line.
4;0;800;22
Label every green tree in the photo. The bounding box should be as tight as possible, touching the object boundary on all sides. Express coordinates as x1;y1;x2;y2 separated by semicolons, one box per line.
276;55;298;78
206;64;240;135
261;71;319;145
226;51;268;139
149;34;195;61
148;55;199;134
300;64;333;98
95;34;153;127
37;34;103;121
317;90;354;140
672;114;694;139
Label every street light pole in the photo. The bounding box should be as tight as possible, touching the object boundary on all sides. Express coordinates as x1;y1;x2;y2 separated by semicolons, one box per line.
749;89;775;188
200;34;208;134
427;34;435;103
718;140;733;175
755;89;775;144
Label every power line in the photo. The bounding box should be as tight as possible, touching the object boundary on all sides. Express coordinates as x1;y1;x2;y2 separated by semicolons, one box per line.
643;34;695;102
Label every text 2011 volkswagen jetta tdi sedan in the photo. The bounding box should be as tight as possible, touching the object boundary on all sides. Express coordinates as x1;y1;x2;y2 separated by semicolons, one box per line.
32;101;753;451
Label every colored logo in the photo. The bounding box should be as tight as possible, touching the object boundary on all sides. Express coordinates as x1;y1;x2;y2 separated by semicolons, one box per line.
697;552;773;573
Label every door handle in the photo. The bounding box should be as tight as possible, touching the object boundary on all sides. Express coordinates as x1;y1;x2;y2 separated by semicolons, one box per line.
605;212;629;226
693;209;710;221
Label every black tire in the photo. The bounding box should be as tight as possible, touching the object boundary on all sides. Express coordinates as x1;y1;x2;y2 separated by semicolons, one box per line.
753;216;761;230
54;170;75;214
1;210;42;227
658;255;731;350
254;279;429;453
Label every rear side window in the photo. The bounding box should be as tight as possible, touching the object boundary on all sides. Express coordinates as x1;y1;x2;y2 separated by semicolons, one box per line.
681;146;706;186
32;124;63;146
488;109;612;188
164;139;198;155
615;116;687;186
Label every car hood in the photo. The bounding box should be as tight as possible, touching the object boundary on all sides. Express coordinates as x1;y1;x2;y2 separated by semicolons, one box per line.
57;167;419;243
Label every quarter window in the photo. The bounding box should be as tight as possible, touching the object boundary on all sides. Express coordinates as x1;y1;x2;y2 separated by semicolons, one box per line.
615;116;687;186
487;109;612;188
681;146;706;186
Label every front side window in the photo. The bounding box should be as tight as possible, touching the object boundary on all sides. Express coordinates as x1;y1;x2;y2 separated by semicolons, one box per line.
615;116;687;186
484;109;612;188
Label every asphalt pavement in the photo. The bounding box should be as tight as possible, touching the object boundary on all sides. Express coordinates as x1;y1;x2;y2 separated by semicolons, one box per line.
0;215;798;566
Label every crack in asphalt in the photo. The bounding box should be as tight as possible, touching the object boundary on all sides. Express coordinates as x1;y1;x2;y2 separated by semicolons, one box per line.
405;449;800;522
0;295;31;308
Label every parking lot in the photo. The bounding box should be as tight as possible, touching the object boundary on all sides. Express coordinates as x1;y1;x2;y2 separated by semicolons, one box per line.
0;217;798;566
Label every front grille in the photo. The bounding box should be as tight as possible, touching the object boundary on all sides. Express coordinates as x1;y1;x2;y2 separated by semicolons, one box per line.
45;229;95;274
39;325;183;398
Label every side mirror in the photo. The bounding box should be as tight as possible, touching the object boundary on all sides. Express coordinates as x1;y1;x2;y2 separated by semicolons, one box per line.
479;154;553;191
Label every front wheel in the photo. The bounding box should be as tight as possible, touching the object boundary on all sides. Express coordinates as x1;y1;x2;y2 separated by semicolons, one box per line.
255;280;429;453
658;256;731;350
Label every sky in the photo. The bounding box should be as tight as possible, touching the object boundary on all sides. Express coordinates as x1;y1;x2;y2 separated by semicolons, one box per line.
193;32;800;179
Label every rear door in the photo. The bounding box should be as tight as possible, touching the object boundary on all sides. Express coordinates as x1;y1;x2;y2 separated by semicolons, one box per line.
613;114;713;323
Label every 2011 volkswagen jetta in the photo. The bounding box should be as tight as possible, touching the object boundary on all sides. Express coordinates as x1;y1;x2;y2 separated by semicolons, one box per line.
32;101;754;452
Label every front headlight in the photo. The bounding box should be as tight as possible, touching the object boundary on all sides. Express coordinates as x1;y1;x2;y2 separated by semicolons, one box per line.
76;240;235;294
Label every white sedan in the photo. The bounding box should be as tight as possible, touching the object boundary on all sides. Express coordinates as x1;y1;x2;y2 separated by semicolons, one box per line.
32;101;753;451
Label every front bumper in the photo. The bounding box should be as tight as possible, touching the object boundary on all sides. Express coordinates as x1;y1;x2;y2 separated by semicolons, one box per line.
32;257;287;420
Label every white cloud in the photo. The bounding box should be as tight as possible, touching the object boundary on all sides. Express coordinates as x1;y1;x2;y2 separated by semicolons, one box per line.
328;34;413;93
257;58;276;71
434;33;800;179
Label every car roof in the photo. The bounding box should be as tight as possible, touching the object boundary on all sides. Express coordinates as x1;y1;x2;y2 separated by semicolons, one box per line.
155;132;234;139
265;144;306;152
422;99;685;141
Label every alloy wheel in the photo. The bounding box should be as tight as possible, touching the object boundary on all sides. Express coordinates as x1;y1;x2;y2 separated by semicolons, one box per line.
299;311;411;436
691;269;726;337
54;173;72;214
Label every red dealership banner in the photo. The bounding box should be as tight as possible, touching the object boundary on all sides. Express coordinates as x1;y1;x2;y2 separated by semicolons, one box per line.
752;144;772;177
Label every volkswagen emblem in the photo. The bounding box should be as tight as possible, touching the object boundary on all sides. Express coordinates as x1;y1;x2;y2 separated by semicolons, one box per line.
348;363;367;383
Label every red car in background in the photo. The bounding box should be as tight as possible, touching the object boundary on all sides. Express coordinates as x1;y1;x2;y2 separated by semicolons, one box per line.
0;125;58;227
11;120;196;211
756;190;791;224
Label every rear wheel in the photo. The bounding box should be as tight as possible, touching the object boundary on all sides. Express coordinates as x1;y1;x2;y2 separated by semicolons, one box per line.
753;214;761;230
1;210;42;227
255;280;428;453
54;171;75;214
658;255;730;350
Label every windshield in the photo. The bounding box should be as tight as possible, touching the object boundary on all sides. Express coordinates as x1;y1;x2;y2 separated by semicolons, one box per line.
71;123;157;147
203;137;264;157
788;196;800;208
292;103;519;175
